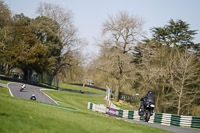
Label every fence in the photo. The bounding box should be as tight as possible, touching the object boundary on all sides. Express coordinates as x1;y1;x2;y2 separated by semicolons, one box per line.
88;102;200;128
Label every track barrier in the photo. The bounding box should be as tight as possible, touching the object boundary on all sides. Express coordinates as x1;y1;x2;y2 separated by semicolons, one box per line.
88;102;200;128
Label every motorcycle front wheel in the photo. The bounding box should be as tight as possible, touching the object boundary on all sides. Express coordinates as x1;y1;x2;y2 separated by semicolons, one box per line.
144;110;151;122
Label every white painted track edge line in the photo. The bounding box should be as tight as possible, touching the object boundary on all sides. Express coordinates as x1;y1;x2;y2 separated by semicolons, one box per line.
40;89;59;105
7;82;14;97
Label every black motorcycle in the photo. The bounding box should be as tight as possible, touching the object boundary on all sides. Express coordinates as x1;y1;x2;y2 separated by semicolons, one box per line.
143;102;155;122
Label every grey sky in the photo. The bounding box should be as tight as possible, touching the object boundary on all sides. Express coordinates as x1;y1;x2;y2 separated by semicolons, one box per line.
4;0;200;55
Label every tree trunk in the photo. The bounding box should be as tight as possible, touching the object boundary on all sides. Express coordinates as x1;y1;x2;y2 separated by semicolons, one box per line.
156;95;160;113
114;79;122;102
23;69;32;81
48;75;54;86
40;73;43;83
177;86;183;115
114;86;120;102
5;64;11;75
0;62;3;73
23;70;28;81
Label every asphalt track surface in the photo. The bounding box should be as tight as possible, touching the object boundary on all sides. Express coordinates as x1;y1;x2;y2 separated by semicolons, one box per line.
120;118;200;133
7;82;57;105
1;82;200;133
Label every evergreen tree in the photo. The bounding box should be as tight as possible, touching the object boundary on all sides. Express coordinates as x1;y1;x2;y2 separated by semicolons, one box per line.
132;43;143;64
151;19;197;49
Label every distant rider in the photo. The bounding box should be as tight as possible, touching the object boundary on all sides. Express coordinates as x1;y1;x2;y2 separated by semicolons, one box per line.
20;84;26;91
30;94;36;100
139;90;155;116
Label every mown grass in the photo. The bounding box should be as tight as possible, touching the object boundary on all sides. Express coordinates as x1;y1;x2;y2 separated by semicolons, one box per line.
42;90;105;111
0;87;171;133
59;83;106;95
0;79;10;84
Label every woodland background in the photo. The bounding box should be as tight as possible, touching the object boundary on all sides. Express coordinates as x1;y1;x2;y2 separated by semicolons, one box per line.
0;0;200;116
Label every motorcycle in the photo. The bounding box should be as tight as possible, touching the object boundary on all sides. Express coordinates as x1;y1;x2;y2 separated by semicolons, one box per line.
20;84;26;92
30;94;36;100
143;102;155;122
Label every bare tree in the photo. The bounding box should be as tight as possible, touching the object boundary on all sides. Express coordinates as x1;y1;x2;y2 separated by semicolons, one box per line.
168;49;200;115
97;12;144;102
137;42;172;113
138;43;200;114
36;2;78;51
102;11;144;53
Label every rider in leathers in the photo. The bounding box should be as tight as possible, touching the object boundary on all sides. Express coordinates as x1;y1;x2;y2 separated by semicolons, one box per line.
139;90;155;116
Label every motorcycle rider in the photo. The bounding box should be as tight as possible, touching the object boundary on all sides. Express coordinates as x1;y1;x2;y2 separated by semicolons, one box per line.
20;84;26;92
139;90;155;116
30;94;36;100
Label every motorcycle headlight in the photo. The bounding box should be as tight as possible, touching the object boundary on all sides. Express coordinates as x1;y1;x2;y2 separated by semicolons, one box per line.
150;104;155;107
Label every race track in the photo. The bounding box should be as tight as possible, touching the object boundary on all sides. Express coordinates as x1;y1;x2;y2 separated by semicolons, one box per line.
7;82;57;105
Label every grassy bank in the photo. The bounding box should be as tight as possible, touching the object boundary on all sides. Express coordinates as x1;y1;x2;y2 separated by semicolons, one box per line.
59;83;106;95
0;86;170;133
42;90;105;111
0;79;10;84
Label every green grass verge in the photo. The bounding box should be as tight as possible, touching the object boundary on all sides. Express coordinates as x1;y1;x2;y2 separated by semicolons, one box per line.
0;87;171;133
59;83;106;95
42;90;105;111
0;79;10;84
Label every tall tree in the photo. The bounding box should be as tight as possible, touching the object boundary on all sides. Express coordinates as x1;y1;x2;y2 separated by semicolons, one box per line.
134;42;171;113
31;16;62;57
168;48;200;115
97;12;144;102
0;13;51;80
30;16;62;80
151;19;197;49
36;3;83;84
135;38;200;115
0;0;11;28
0;0;12;73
